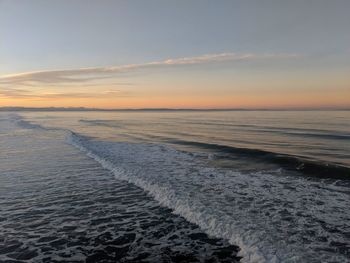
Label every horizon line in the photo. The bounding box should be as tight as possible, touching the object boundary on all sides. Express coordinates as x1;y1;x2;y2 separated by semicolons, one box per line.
0;106;349;112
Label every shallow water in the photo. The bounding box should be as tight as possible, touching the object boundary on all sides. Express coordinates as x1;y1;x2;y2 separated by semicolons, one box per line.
1;111;350;262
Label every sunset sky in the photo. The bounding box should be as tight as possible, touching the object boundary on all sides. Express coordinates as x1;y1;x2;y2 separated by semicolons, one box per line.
0;0;349;109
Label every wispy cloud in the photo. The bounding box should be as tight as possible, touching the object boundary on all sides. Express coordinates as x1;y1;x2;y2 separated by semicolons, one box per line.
0;52;298;87
37;90;130;99
0;88;33;98
0;88;128;99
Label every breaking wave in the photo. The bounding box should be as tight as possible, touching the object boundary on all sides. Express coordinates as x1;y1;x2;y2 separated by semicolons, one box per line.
67;132;350;262
167;139;350;180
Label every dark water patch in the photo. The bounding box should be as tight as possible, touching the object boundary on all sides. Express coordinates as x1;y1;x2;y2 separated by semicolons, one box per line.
251;128;350;140
169;139;350;180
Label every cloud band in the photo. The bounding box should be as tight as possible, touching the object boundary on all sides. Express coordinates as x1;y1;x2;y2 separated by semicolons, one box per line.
0;52;298;87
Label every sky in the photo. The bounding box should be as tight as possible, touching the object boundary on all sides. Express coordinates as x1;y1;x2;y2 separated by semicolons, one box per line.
0;0;349;109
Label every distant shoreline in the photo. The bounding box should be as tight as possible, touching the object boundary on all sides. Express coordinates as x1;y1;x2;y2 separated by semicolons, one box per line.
0;107;349;112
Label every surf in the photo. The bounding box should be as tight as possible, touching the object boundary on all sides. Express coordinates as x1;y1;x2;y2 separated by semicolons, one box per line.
9;113;350;262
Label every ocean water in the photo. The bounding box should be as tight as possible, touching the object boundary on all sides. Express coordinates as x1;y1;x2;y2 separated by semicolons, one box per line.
0;111;349;263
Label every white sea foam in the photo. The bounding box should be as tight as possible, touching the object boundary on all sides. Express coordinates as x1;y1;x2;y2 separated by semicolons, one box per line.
67;132;350;263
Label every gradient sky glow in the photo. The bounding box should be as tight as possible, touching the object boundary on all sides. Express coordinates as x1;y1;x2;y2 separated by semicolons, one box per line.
1;0;349;109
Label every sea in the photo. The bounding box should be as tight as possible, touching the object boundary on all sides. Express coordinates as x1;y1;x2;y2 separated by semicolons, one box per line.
0;110;349;263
